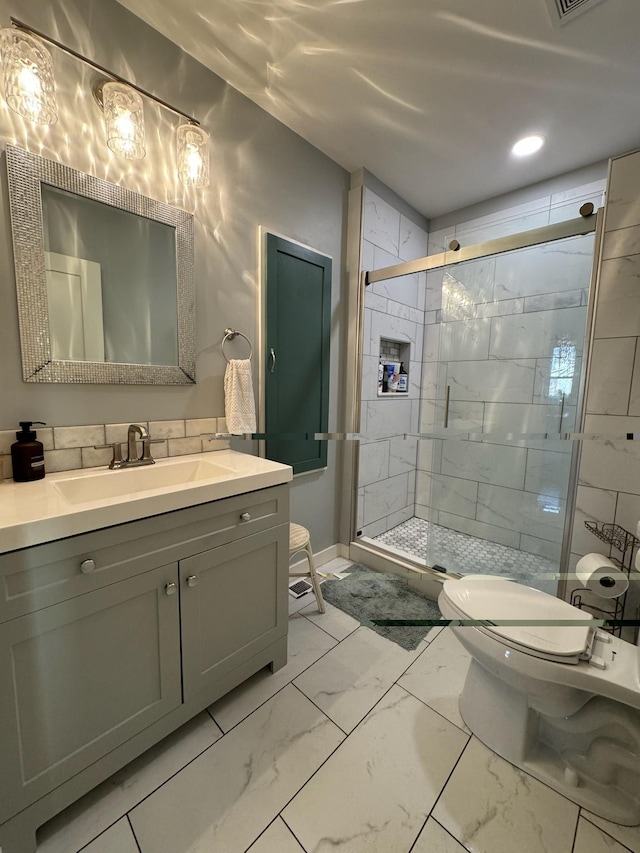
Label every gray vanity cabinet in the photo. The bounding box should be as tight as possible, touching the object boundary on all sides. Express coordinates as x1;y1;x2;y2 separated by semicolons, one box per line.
0;564;182;816
0;483;289;853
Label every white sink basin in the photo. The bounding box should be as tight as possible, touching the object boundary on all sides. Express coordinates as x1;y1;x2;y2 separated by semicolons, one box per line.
54;458;234;505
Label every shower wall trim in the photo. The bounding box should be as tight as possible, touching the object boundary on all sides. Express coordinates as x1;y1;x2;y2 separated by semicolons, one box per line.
338;185;367;548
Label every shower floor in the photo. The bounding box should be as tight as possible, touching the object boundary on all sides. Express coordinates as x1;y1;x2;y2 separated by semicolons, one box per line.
372;516;558;594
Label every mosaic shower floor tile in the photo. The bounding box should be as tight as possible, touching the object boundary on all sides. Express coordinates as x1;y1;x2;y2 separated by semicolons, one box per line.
373;517;558;593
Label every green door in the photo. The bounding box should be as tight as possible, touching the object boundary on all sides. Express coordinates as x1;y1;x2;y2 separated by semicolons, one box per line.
265;234;331;474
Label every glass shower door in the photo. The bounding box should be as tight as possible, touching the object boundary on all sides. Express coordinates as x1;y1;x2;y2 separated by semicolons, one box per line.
422;232;595;591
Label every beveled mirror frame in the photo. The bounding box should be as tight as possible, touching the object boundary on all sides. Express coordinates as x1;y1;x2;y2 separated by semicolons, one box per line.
5;144;196;384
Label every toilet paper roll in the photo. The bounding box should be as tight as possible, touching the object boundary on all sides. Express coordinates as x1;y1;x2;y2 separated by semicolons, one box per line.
575;553;629;599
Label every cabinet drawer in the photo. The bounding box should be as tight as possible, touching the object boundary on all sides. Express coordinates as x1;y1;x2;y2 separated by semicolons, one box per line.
0;484;289;622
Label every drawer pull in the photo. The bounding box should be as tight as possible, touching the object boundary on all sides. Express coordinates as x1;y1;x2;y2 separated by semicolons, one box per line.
80;559;96;574
165;582;177;596
186;575;198;588
240;512;251;522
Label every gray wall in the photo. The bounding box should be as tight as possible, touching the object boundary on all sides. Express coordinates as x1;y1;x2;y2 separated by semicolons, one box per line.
0;0;349;550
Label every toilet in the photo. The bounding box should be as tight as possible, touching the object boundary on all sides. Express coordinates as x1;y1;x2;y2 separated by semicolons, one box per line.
438;575;640;825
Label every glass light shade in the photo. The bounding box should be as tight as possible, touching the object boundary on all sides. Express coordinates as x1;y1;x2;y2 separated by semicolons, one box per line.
102;81;146;160
1;28;58;125
177;123;210;188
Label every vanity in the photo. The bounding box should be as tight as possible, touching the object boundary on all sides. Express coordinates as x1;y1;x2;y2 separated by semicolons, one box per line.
0;451;292;853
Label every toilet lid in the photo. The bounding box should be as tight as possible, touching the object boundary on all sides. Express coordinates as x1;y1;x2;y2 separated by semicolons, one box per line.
441;577;596;658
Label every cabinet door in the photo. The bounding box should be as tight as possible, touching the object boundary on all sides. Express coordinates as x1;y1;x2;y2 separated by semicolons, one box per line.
0;565;181;817
180;524;289;701
265;233;332;474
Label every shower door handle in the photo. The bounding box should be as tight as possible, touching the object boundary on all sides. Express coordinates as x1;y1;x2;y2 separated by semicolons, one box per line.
269;348;276;373
443;385;451;428
558;392;565;433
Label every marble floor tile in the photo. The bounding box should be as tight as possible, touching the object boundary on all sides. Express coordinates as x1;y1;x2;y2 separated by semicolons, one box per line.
320;556;357;573
293;626;428;733
433;737;579;853
573;818;630;853
130;685;344;853
283;685;468;853
582;811;640;853
412;817;468;853
80;819;139;853
246;818;305;853
209;614;337;732
34;572;639;853
37;712;222;853
300;599;361;642
289;586;321;614
398;627;471;731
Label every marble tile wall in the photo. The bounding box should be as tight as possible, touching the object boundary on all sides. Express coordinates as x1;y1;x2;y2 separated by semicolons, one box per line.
567;148;640;615
358;188;428;538
0;418;230;480
417;178;606;563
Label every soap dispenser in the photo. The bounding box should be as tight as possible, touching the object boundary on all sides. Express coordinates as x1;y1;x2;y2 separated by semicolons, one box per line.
11;421;46;482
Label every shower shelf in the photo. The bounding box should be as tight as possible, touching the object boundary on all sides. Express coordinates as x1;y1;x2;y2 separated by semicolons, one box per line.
569;521;640;637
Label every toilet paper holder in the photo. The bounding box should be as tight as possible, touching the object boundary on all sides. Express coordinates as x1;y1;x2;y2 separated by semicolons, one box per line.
570;521;640;639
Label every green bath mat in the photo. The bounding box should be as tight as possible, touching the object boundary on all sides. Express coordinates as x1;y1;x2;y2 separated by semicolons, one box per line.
321;564;442;651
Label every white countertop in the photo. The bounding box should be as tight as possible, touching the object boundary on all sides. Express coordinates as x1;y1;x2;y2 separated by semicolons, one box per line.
0;450;292;554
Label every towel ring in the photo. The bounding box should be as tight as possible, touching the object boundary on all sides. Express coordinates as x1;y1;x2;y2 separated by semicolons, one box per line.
222;328;253;362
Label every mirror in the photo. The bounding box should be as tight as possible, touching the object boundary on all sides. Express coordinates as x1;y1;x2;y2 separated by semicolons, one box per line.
5;145;195;384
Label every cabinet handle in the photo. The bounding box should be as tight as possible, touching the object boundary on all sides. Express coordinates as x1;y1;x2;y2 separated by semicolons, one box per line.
186;575;198;588
80;559;96;574
165;582;177;596
240;512;251;522
269;348;276;373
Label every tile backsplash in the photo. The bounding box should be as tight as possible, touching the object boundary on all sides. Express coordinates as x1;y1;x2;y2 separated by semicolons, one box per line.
0;417;230;480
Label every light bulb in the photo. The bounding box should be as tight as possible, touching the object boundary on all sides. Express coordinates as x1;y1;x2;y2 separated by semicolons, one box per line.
177;123;210;188
1;28;58;125
511;135;545;157
101;81;145;160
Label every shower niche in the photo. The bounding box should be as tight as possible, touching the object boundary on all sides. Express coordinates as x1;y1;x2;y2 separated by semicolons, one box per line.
378;337;410;395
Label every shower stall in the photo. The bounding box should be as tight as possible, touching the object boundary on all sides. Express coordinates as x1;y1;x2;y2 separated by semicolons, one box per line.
355;211;600;593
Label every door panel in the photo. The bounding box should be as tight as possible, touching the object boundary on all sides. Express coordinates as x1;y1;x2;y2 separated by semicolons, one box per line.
180;525;288;700
0;565;181;816
424;233;595;587
265;234;331;474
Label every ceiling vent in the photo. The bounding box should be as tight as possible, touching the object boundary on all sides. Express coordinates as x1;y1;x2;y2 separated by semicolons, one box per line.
545;0;607;24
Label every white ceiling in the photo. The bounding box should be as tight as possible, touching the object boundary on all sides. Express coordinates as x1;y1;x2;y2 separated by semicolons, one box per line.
116;0;640;218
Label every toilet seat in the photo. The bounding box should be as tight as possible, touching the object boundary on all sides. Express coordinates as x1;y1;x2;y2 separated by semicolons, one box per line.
440;577;598;664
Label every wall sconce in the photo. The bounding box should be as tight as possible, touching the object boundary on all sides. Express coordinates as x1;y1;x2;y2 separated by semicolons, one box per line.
2;18;210;188
177;123;210;188
94;80;146;160
0;27;58;125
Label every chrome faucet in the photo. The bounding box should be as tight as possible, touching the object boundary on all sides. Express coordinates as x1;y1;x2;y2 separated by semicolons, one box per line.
126;424;154;466
95;424;158;469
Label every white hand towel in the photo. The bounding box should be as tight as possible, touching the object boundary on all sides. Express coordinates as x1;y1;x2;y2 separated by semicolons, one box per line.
224;358;257;435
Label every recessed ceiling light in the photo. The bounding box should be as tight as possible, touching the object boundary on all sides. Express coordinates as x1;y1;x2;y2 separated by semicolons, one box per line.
511;135;545;157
